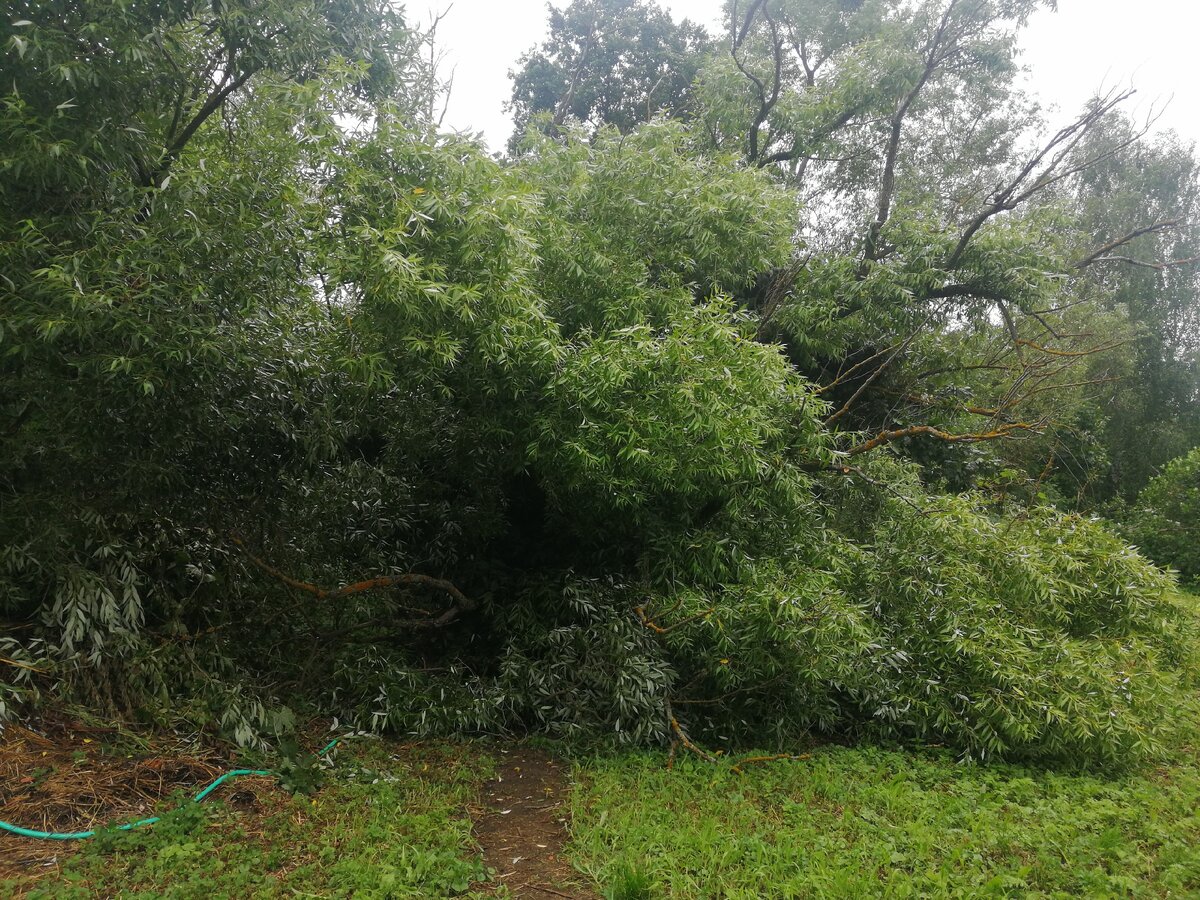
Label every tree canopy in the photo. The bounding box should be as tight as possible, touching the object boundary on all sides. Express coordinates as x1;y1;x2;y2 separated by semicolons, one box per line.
507;0;713;148
2;0;1198;765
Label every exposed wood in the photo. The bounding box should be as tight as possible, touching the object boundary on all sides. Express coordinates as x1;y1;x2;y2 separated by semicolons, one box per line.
230;536;474;627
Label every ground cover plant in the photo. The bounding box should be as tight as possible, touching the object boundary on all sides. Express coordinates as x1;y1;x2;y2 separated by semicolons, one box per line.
569;713;1200;899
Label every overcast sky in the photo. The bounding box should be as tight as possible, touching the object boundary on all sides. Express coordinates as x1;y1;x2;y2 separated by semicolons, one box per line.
416;0;1200;154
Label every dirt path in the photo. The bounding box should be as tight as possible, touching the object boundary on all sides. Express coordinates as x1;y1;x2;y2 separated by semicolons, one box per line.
472;746;598;899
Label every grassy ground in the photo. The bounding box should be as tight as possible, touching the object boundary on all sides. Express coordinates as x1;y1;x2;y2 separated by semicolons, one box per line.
2;741;499;899
6;711;1198;899
567;598;1200;899
569;738;1200;899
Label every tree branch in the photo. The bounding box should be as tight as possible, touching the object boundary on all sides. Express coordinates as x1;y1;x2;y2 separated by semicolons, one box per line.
1073;219;1181;268
861;0;961;272
1081;253;1200;271
230;536;474;627
946;88;1138;269
823;317;930;427
847;421;1041;457
732;0;768;52
143;67;260;191
731;4;784;164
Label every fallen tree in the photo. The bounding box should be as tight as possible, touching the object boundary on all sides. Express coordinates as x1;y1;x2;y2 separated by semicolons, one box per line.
2;0;1198;766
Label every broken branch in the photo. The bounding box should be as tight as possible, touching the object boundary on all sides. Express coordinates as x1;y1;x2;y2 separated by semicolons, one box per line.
230;536;474;626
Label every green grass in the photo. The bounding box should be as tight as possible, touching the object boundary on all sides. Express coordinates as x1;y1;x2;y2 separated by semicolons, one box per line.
7;718;1200;899
5;741;499;899
569;717;1200;899
559;591;1200;899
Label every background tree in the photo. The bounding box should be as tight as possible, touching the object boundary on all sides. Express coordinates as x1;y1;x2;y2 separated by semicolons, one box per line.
1068;124;1200;503
693;0;1199;509
506;0;713;149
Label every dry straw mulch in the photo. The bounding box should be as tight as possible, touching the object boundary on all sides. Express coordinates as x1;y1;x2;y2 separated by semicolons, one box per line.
0;717;268;885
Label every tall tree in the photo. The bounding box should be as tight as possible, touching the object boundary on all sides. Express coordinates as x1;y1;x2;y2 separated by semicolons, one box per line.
506;0;713;149
1069;123;1200;501
693;0;1199;500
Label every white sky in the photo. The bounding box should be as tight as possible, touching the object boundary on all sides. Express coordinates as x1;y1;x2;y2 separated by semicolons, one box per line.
416;0;1200;153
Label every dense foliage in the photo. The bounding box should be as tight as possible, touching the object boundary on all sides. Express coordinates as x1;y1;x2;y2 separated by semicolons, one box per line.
1127;447;1200;582
2;0;1198;766
506;0;713;149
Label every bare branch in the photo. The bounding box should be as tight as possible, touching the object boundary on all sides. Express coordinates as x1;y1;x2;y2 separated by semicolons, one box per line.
915;361;1018;380
231;536;475;627
1082;253;1200;271
1073;219;1181;268
946;88;1140;268
998;375;1122;408
1013;338;1126;359
816;341;907;396
847;421;1042;457
823;317;931;427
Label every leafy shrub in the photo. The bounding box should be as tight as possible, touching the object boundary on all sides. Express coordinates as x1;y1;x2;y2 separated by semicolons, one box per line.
845;494;1194;762
631;474;1196;764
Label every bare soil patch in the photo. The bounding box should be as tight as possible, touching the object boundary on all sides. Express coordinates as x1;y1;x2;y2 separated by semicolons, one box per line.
472;746;598;899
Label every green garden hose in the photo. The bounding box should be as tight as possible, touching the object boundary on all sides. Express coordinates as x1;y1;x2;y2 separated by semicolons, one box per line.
0;738;342;841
